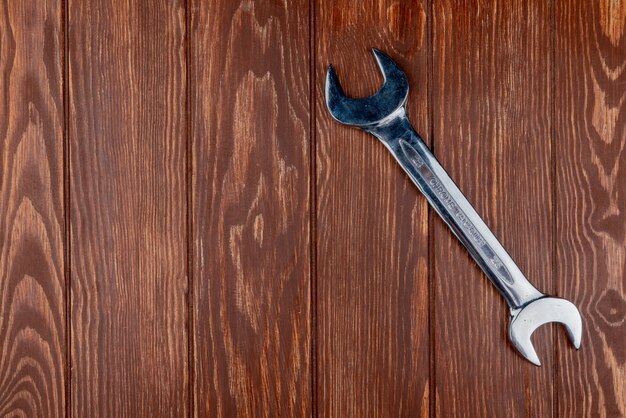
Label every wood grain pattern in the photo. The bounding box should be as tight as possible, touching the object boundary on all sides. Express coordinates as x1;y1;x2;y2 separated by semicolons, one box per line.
315;1;431;416
555;0;626;416
67;0;188;416
190;0;311;416
0;0;66;416
432;0;554;415
2;0;626;415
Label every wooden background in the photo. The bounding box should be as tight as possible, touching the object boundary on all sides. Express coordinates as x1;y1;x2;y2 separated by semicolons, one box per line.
1;0;624;416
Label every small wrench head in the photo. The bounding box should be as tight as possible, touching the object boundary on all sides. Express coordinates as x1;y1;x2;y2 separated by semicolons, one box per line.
509;297;582;366
325;49;409;128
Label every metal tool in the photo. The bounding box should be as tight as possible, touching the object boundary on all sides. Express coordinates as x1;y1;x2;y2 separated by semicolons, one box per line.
325;49;582;366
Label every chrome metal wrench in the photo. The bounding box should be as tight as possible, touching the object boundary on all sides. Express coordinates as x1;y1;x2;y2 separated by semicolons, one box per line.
324;49;582;366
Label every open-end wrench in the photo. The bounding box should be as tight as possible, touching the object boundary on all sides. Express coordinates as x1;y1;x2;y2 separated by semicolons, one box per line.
325;49;582;366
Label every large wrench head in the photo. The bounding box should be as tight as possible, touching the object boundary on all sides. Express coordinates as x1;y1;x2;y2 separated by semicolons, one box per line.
325;49;409;128
509;297;582;366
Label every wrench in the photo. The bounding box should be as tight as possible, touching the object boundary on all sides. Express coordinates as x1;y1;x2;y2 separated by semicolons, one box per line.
325;49;582;366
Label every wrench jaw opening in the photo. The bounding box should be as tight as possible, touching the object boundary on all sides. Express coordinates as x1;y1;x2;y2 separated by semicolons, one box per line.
325;49;409;128
508;297;583;366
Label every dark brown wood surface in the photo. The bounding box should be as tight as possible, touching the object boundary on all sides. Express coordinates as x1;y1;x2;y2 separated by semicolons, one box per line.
432;1;555;416
315;1;431;417
1;0;624;417
67;0;188;416
555;1;626;416
0;0;66;416
190;0;311;416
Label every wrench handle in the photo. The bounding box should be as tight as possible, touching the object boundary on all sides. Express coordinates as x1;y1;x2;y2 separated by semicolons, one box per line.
367;112;544;310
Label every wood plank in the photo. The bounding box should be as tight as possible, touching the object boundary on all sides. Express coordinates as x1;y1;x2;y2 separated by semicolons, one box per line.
0;0;66;416
67;0;188;416
315;1;431;416
432;0;554;415
555;0;626;416
190;0;311;416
